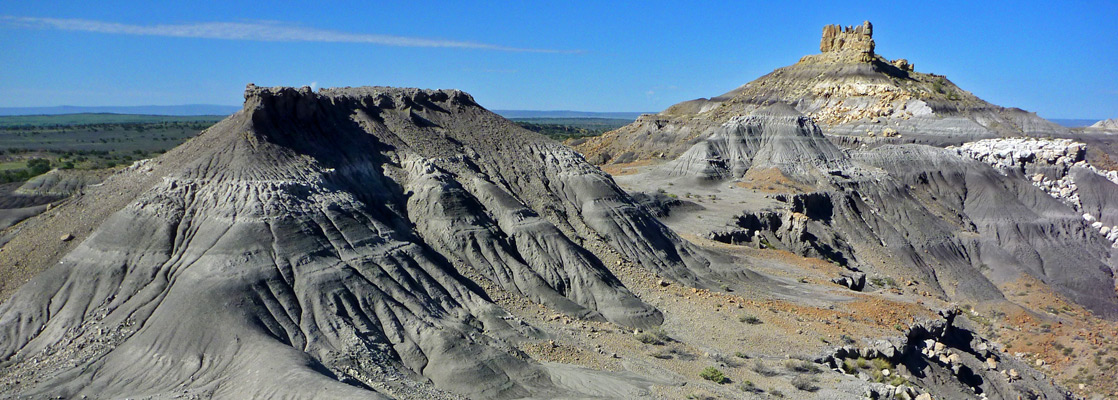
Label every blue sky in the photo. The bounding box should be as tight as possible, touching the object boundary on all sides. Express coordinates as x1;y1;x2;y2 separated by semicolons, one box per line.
1;1;1115;118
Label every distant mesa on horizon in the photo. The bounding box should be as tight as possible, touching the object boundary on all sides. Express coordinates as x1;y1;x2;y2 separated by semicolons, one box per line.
1051;118;1109;128
0;104;242;117
491;110;648;120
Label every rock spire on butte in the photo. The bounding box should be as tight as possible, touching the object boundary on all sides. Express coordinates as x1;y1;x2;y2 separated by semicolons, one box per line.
800;20;913;71
820;21;875;61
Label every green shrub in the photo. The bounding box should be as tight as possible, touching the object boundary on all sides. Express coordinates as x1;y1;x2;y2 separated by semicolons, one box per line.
871;357;893;371
932;77;947;94
843;357;898;383
699;366;728;384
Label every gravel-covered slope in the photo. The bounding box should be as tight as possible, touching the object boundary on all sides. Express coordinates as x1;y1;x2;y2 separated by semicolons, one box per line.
0;85;724;399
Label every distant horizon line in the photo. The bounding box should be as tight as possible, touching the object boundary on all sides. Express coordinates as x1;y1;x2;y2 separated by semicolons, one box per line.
0;105;1103;122
0;105;655;116
0;105;656;112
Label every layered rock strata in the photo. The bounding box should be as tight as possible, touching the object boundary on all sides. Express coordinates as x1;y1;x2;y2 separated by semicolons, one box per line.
953;138;1118;246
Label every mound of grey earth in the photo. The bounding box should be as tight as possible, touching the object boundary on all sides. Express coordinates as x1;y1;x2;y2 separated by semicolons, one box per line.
0;85;735;399
579;23;1118;395
604;103;1110;398
658;103;850;181
576;22;1069;167
1089;118;1118;131
580;21;1117;321
625;105;1118;320
0;179;72;244
15;168;109;197
579;24;1118;393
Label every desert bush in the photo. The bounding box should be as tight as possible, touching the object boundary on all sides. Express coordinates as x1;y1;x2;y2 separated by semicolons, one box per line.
785;359;822;374
739;314;762;324
711;352;742;367
790;375;819;392
871;357;892;371
841;357;902;384
699;366;728;384
635;328;671;345
738;380;762;393
651;346;696;360
636;332;662;345
752;360;780;377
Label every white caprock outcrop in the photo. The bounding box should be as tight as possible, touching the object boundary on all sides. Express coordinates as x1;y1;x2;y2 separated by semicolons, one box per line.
953;138;1118;246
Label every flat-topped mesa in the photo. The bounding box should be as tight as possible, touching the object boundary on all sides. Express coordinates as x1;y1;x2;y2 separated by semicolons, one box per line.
242;83;477;112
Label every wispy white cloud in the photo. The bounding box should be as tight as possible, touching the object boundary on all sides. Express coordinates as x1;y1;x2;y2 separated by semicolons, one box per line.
1;16;580;53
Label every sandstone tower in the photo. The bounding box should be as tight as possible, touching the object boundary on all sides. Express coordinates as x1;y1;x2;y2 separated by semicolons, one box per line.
800;21;913;71
819;21;875;62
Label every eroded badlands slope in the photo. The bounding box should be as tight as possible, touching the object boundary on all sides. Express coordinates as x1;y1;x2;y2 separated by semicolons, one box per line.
0;85;726;399
569;22;1118;399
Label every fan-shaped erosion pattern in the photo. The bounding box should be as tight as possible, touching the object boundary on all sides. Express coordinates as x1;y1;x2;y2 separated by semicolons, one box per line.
0;85;727;399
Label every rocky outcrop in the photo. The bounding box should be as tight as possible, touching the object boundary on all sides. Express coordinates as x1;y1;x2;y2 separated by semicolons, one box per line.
821;308;1071;400
831;271;866;291
952;138;1087;175
818;21;876;63
953;138;1118;246
890;58;914;72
